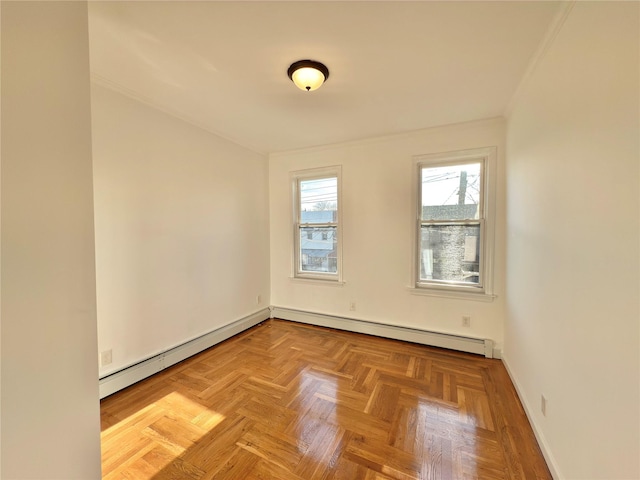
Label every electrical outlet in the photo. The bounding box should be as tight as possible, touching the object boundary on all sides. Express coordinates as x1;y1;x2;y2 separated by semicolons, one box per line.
541;394;547;416
349;301;356;311
462;316;471;327
100;349;112;367
256;294;261;305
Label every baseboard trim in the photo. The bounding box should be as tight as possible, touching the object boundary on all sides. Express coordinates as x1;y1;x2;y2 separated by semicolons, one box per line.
501;355;562;480
98;308;270;399
271;306;494;358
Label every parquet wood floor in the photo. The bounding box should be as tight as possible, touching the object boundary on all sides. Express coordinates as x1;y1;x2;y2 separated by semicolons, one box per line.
101;319;551;479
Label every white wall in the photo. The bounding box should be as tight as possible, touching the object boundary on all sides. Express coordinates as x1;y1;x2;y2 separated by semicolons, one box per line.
1;2;101;478
505;2;639;479
91;84;270;376
0;4;3;474
270;118;506;349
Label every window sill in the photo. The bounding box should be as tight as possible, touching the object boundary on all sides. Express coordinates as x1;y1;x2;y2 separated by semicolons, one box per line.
408;286;496;302
289;276;345;287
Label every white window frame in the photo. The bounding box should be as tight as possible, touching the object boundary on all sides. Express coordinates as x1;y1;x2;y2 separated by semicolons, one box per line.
291;166;343;282
412;147;496;300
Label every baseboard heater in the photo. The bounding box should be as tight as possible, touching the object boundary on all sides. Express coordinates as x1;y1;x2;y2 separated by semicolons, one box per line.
98;308;270;399
271;306;495;359
100;306;495;399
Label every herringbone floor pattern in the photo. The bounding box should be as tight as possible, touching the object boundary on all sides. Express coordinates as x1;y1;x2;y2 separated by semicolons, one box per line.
101;319;551;479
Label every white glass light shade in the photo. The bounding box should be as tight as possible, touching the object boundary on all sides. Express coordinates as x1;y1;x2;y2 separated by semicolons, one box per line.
291;67;326;91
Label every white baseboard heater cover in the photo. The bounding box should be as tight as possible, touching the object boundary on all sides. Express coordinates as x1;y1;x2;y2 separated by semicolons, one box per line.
100;306;495;399
271;307;494;359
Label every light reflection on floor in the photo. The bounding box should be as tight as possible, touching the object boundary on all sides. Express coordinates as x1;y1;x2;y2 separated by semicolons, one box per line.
102;390;226;472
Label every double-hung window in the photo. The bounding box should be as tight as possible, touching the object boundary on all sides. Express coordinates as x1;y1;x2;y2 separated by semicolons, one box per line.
415;147;496;297
292;166;342;281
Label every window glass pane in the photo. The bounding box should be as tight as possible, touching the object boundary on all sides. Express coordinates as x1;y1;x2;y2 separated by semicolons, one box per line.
421;163;480;220
300;177;337;219
420;224;480;284
300;226;337;273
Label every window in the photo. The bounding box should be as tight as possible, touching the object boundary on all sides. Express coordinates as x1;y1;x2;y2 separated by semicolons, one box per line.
415;147;496;296
292;166;342;281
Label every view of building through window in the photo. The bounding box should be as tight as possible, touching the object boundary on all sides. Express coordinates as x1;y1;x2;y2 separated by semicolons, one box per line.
298;176;338;274
419;161;483;286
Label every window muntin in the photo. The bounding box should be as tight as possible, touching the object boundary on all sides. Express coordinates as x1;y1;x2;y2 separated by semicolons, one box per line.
417;153;492;293
293;169;341;280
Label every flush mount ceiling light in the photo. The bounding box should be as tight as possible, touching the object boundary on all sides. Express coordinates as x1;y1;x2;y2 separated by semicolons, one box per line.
287;59;329;92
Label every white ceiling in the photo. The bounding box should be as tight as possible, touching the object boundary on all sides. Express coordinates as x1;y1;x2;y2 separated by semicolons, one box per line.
88;1;562;154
